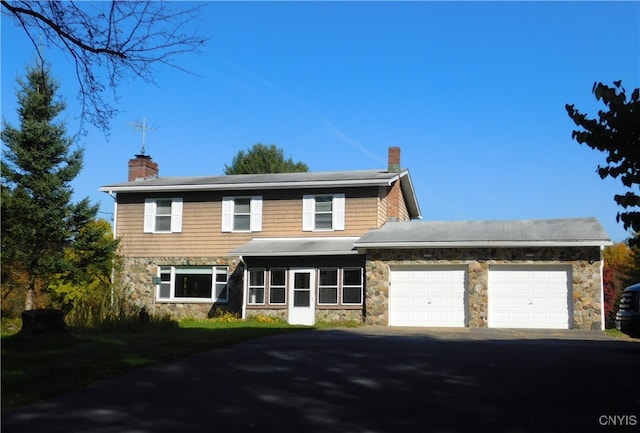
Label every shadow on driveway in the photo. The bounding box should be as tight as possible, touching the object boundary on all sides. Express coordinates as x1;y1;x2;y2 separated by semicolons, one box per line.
3;328;639;433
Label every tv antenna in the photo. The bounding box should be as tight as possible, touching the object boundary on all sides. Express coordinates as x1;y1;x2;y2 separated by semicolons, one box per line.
130;117;157;155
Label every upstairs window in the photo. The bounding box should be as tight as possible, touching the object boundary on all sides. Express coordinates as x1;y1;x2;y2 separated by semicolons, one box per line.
157;266;228;302
144;198;183;233
222;196;262;232
302;194;345;231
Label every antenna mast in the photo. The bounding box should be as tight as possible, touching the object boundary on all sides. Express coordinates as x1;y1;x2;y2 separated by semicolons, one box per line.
131;117;158;155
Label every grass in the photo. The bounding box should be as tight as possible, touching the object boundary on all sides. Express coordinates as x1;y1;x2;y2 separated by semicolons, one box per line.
603;327;637;339
1;317;311;412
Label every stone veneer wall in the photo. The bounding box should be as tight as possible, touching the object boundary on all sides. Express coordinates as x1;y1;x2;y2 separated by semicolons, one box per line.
122;256;244;320
245;308;363;323
365;247;603;330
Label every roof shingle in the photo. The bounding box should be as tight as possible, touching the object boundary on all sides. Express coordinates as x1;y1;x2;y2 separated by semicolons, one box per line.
354;217;611;247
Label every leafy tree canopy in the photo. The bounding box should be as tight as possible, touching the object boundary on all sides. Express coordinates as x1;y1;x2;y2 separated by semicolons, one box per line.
566;81;640;244
224;143;309;175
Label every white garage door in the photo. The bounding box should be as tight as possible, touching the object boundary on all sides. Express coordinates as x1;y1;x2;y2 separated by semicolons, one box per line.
488;266;571;329
389;266;466;327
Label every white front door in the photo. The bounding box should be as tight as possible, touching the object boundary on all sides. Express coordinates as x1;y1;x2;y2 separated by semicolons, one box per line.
288;268;316;325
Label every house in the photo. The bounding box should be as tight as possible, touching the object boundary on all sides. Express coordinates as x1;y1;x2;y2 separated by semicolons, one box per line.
100;147;611;329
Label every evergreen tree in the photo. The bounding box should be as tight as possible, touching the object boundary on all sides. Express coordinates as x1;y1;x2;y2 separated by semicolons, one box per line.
1;62;98;311
224;143;309;175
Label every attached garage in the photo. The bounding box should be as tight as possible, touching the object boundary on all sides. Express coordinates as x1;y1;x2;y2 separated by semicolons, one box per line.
389;266;466;327
356;218;610;330
488;266;571;329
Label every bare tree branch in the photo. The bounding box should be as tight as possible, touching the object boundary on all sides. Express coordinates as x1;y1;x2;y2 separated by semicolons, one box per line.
1;0;208;135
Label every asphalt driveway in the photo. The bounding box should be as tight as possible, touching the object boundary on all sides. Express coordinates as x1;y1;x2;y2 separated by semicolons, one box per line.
3;327;639;433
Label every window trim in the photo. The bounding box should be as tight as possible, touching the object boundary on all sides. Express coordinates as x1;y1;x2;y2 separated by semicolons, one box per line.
318;267;339;305
268;268;287;305
302;194;345;232
156;265;229;303
222;196;262;233
144;198;183;233
341;267;364;305
248;268;266;305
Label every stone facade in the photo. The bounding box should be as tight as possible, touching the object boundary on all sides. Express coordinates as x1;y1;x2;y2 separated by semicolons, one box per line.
245;308;363;323
122;256;244;320
364;247;603;330
123;247;603;329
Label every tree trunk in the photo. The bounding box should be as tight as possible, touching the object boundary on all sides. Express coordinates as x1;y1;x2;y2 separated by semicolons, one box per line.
24;284;35;311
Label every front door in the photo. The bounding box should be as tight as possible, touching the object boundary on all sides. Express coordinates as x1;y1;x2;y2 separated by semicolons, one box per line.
288;268;316;325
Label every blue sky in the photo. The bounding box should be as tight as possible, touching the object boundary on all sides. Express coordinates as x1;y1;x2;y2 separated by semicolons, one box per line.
2;1;639;242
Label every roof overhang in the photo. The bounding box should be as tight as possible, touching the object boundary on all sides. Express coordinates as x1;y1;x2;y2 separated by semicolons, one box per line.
398;170;421;220
99;179;398;193
354;240;612;250
230;237;361;257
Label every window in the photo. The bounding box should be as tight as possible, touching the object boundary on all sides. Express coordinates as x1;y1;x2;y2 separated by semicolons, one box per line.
342;268;363;304
302;194;345;231
144;198;183;233
318;268;338;304
222;196;262;232
244;266;363;308
157;266;228;302
248;269;265;305
269;269;287;304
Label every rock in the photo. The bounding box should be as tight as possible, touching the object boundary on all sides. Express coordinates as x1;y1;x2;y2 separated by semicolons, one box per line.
20;309;68;334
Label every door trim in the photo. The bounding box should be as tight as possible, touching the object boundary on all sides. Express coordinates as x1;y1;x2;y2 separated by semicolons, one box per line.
288;268;316;325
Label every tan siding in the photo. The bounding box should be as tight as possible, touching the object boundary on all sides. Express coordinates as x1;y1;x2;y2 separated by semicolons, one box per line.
116;188;381;257
398;188;410;221
377;186;389;226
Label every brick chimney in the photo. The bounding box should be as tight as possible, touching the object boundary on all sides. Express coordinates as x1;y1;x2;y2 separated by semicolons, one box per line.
387;146;401;221
128;154;159;181
388;146;401;173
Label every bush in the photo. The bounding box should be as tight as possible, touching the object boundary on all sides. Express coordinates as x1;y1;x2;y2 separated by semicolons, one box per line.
208;310;241;323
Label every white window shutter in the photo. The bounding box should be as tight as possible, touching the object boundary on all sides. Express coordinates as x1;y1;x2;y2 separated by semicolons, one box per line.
144;199;155;233
250;196;262;232
170;198;183;233
221;197;234;232
333;194;345;231
302;195;314;231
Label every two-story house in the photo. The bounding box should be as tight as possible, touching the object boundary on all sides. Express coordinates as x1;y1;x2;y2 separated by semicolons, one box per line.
101;147;611;329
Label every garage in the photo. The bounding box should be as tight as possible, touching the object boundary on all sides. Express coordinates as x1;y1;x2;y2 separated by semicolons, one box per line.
488;266;571;329
389;266;466;327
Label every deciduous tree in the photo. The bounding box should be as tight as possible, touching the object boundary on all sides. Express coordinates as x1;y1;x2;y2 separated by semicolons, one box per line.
602;243;636;326
1;0;207;134
50;219;120;326
566;81;640;244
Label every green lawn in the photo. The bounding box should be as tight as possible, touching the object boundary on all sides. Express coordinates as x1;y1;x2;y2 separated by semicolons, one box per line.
1;319;310;412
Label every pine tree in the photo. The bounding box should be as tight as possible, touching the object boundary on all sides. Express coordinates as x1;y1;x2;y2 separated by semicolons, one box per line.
1;62;94;311
224;143;309;175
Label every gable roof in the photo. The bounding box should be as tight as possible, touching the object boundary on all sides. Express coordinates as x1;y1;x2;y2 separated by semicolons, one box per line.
100;168;421;219
354;217;612;248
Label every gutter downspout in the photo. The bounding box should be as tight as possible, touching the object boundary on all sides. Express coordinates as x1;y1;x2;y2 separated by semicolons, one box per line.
107;190;117;239
107;190;118;310
239;256;247;320
600;245;605;331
